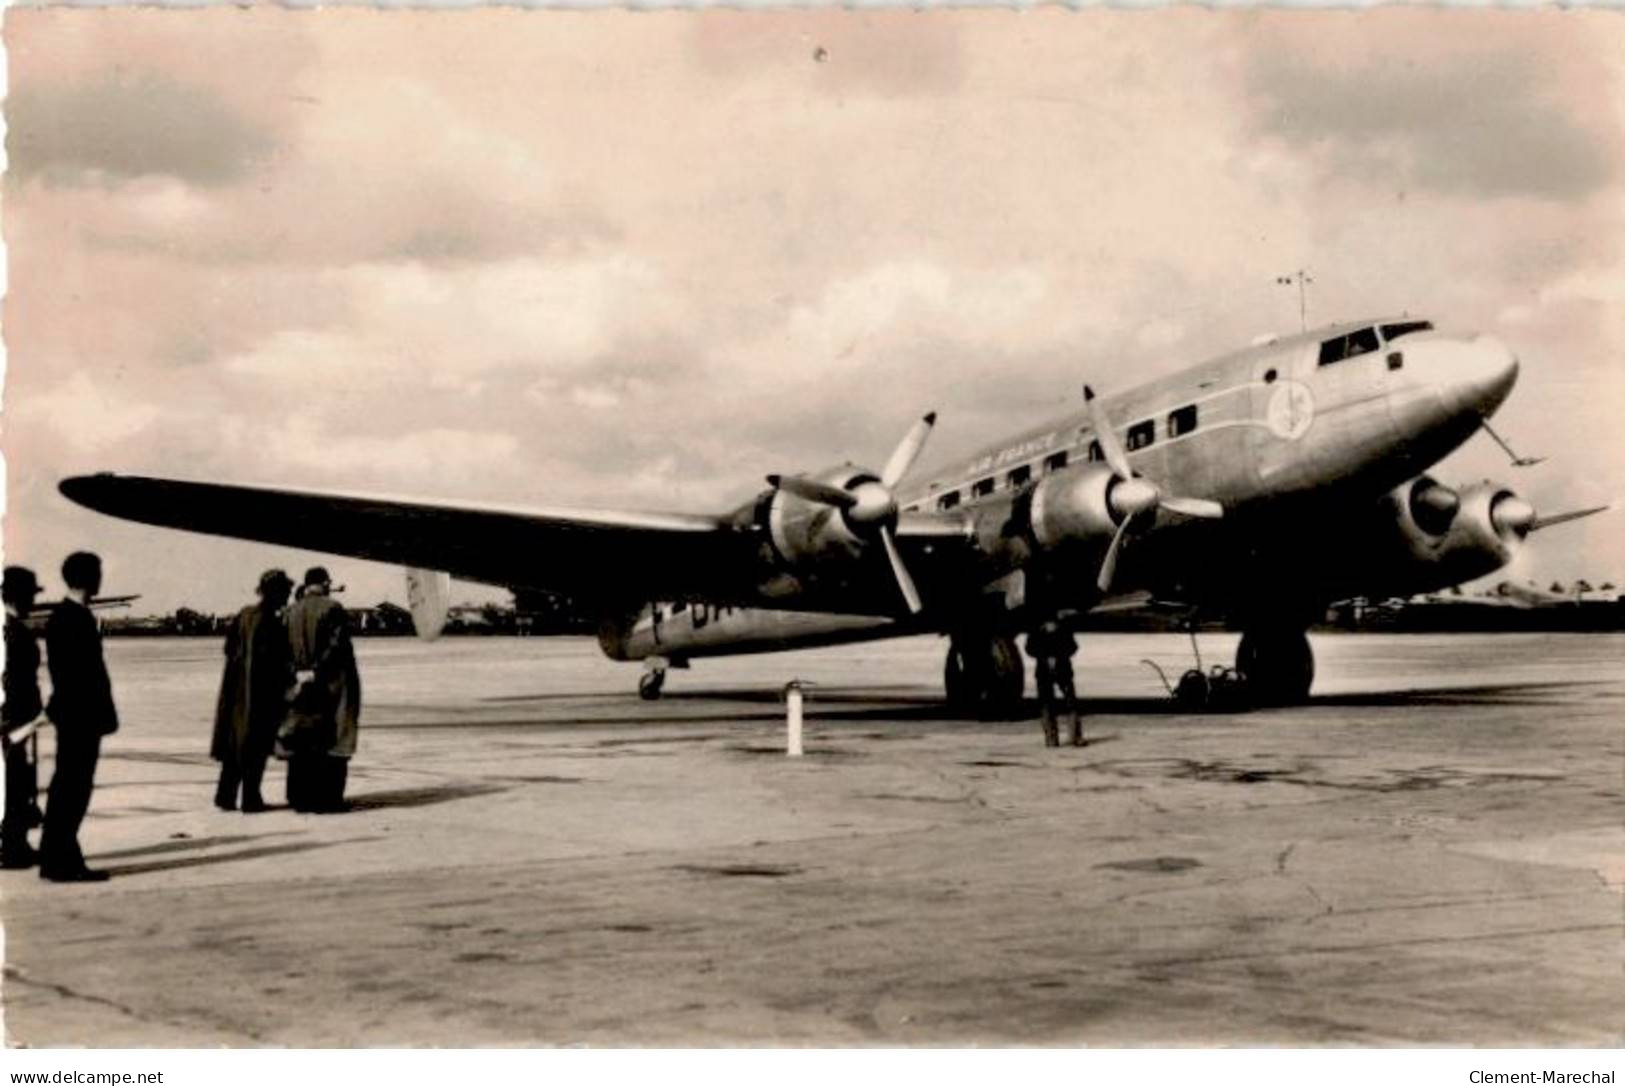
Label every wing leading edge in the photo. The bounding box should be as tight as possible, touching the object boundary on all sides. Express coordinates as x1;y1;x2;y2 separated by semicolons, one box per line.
58;473;755;604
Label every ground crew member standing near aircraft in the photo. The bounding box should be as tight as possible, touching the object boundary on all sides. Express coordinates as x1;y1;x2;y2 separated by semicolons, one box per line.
1029;620;1083;748
280;567;360;813
212;569;295;813
40;552;119;882
2;567;46;869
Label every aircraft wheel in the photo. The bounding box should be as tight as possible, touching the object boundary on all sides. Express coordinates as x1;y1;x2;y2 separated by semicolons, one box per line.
1236;628;1314;706
638;670;666;701
944;635;1025;718
944;644;978;714
986;634;1026;718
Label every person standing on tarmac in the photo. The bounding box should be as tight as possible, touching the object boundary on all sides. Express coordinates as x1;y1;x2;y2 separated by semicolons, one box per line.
212;569;295;813
2;567;46;869
40;552;119;882
279;567;360;813
1028;620;1083;749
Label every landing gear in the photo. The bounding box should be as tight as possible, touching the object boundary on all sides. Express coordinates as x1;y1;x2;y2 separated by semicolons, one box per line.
638;668;666;701
944;633;1025;718
1236;626;1314;706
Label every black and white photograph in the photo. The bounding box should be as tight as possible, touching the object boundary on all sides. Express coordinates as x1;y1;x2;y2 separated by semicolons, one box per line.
1;3;1621;1065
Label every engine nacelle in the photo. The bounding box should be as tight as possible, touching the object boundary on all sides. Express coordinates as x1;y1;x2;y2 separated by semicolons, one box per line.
763;464;876;567
1026;463;1123;549
1379;475;1532;592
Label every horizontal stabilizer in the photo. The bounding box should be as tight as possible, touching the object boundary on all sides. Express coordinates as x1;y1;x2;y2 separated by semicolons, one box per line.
404;568;452;640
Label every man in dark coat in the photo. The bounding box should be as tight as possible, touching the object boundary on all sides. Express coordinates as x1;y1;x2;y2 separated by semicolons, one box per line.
41;552;119;882
212;569;294;813
3;566;46;868
1028;620;1082;748
278;567;360;813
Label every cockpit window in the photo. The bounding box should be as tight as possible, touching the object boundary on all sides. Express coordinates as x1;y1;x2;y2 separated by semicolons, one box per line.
1380;320;1433;342
1318;326;1381;366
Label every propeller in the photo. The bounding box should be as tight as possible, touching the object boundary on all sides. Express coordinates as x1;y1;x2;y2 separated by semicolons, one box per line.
767;412;937;614
1083;385;1223;592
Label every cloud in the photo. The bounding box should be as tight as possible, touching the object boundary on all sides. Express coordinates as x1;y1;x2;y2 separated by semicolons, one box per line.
8;72;275;187
260;418;521;483
689;11;964;97
12;372;161;453
7;8;1625;611
1246;48;1614;201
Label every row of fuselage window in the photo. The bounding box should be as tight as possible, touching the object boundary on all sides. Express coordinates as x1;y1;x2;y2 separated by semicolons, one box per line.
918;401;1203;514
912;322;1433;516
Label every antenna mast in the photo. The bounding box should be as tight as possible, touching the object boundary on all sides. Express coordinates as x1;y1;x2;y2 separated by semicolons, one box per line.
1275;269;1313;332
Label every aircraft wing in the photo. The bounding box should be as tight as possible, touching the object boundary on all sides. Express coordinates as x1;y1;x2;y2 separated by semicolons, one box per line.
59;473;759;604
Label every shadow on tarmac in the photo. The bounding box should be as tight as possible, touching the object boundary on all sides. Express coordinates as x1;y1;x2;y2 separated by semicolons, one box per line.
101;837;377;877
364;679;1601;732
343;782;510;811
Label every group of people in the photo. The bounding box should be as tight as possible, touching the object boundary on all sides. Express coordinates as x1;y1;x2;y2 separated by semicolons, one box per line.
0;557;362;884
2;554;121;881
212;566;361;815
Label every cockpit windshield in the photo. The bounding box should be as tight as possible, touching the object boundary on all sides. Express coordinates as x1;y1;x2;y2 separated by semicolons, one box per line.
1318;326;1381;366
1380;320;1433;342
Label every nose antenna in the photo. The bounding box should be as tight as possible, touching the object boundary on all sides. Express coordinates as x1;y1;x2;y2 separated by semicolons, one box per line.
1478;417;1544;468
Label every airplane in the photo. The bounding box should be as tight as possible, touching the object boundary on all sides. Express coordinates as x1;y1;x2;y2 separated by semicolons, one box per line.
59;315;1605;712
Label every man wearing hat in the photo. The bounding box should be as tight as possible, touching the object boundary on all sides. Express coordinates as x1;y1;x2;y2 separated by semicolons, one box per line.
212;569;295;812
2;567;46;868
279;566;361;812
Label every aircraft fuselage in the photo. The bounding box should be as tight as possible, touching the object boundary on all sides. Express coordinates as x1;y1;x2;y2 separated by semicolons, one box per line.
606;316;1520;664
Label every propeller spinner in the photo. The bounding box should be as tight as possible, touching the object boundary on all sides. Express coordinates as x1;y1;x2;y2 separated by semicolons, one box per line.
1083;385;1223;592
767;412;937;613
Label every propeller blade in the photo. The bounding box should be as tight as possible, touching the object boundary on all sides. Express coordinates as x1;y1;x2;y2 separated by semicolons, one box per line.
880;412;937;489
1096;515;1135;593
768;474;859;510
1161;496;1225;519
879;526;924;614
1527;503;1608;533
1083;385;1134;480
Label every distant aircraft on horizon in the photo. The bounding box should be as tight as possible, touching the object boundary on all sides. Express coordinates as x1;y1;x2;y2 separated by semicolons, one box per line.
61;315;1606;710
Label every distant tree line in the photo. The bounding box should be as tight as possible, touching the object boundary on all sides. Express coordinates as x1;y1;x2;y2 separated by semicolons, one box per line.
102;592;599;638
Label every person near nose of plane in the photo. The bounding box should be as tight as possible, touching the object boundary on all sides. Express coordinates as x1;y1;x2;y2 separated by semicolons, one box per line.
1028;620;1082;749
278;567;361;813
212;569;295;813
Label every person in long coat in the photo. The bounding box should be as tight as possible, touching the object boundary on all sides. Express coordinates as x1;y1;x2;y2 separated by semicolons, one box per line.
41;551;119;882
212;569;294;813
278;567;360;813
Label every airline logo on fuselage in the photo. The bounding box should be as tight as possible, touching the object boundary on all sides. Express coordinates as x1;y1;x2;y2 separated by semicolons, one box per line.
1266;381;1315;440
963;430;1061;478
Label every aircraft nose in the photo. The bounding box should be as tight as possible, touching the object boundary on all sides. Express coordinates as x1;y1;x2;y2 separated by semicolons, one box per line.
1442;334;1519;418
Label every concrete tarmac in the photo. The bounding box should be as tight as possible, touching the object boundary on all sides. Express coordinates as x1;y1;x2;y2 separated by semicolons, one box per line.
2;632;1621;1046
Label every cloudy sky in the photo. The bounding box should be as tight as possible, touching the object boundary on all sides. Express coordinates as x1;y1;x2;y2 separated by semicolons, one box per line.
4;8;1623;612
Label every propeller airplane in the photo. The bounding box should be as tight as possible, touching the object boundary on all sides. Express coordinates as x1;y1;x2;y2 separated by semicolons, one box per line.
60;315;1605;711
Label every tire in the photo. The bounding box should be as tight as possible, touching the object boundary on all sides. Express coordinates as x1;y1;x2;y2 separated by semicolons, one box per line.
1236;628;1314;706
638;671;666;701
944;635;1025;718
944;645;977;714
986;635;1026;717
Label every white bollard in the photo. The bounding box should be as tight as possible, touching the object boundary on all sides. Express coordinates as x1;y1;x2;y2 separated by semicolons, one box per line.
785;680;804;757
